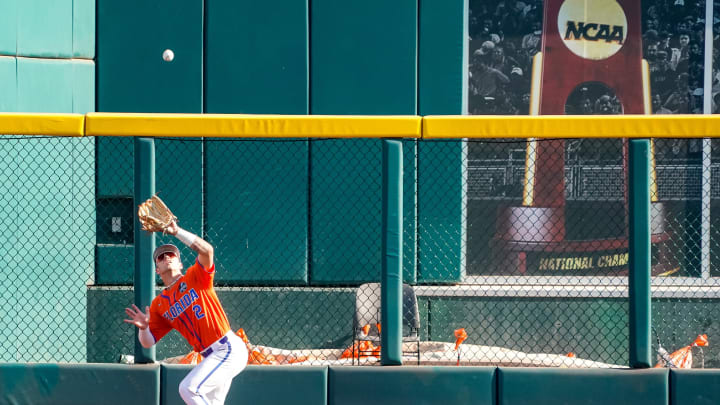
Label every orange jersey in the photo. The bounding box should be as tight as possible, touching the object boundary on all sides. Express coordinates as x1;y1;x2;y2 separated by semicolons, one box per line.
148;260;231;353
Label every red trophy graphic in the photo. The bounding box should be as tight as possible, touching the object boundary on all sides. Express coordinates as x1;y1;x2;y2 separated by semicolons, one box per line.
492;0;673;275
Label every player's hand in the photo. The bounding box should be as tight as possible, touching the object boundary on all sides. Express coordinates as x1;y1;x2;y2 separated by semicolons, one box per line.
124;304;150;330
164;220;179;236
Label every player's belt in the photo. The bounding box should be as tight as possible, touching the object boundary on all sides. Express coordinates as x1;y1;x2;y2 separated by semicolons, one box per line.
201;335;229;357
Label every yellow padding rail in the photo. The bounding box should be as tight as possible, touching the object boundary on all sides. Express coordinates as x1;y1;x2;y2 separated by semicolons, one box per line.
423;115;720;139
85;113;422;138
2;113;720;138
0;113;85;137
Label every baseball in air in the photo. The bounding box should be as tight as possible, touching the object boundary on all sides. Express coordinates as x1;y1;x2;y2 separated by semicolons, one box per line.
162;49;174;62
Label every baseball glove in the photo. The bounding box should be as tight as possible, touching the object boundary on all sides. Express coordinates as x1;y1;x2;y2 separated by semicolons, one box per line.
137;194;177;233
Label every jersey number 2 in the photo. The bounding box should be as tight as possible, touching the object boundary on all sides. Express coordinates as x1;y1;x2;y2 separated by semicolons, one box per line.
192;305;205;319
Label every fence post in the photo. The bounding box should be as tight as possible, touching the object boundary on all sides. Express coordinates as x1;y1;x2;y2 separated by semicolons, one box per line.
134;137;156;364
629;138;652;368
382;139;403;365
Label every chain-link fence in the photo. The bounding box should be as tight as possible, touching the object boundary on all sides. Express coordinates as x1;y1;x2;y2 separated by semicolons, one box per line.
0;134;716;368
650;138;720;369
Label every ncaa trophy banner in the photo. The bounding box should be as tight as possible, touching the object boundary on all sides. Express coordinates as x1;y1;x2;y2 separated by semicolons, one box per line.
492;0;675;276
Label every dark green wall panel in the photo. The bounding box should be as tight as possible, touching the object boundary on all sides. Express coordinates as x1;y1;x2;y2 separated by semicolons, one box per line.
418;141;465;283
418;0;467;116
154;138;203;275
96;245;133;284
205;0;308;114
329;367;496;405
205;140;309;284
310;0;416;115
417;0;467;283
17;0;73;58
162;365;327;405
96;138;133;196
97;0;202;113
0;1;16;55
0;57;16;111
671;370;720;405
498;368;668;405
0;364;160;405
310;139;382;283
309;0;417;284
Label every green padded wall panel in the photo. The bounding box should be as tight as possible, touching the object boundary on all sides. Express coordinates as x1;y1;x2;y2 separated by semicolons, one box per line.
205;140;309;284
417;0;467;283
671;370;720;405
418;0;467;116
498;368;668;405
428;298;629;365
73;60;95;113
0;0;16;55
0;57;16;111
17;0;73;58
154;138;203;278
96;137;133;196
328;367;496;405
0;364;160;405
97;0;202;113
17;58;73;112
96;245;134;284
310;0;416;115
162;365;327;405
205;0;308;114
73;0;95;59
418;141;465;283
310;139;382;283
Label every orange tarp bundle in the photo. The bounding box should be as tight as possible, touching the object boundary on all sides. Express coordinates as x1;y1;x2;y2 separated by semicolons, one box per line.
340;340;381;359
179;328;309;365
654;334;708;369
342;323;381;359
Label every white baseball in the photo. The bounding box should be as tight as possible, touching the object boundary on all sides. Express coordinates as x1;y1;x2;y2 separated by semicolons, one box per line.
162;49;175;62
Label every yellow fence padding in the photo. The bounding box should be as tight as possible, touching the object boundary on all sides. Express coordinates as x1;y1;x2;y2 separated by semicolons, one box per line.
423;115;720;139
2;113;720;139
0;113;85;136
85;113;422;138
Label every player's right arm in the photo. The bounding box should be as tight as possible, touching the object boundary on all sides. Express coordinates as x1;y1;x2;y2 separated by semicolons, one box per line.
123;304;156;348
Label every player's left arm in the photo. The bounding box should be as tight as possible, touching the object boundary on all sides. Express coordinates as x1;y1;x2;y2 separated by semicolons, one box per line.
165;220;214;269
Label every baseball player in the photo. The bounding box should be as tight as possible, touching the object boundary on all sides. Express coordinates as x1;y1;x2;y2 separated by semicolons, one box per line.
124;219;248;405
